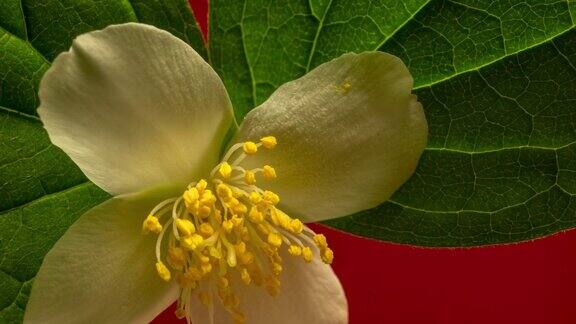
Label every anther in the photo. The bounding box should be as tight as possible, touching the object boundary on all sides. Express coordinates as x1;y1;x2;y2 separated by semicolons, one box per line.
175;218;195;236
167;246;186;270
263;165;276;180
218;162;233;179
196;179;208;192
199;222;214;237
302;247;313;263
263;191;280;205
156;261;171;281
142;215;162;234
243;141;258;154
260;136;277;149
183;187;199;205
322;248;334;264
216;183;233;200
288;245;302;256
267;232;283;248
181;234;204;250
244;170;256;185
313;234;328;248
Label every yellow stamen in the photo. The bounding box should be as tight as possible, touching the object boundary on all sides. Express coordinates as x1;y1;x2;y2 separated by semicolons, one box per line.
217;183;233;200
196;179;208;193
288;245;302;256
183;187;199;205
167;246;186;270
243;141;258;154
142;136;334;323
175;218;195;236
156;261;171;281
181;234;204;250
244;170;256;185
263;191;280;205
313;234;328;248
290;219;304;233
248;207;264;223
260;136;277;149
267;232;283;248
219;162;232;179
199;222;214;237
322;248;334;264
142;215;162;234
302;247;313;263
262;165;276;180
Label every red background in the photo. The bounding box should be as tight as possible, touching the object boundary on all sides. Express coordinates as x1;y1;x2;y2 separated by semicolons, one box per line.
154;1;576;323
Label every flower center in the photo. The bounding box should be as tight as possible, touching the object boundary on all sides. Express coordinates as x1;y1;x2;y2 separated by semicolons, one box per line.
141;136;333;323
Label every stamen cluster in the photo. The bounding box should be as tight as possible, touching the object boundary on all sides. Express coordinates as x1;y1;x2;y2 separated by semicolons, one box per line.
142;136;333;323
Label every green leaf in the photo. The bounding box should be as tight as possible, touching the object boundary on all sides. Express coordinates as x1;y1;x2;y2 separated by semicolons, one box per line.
0;1;205;321
209;0;576;246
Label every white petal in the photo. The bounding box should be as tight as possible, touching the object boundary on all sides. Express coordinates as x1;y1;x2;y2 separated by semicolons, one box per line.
38;23;236;195
24;193;178;324
235;52;427;221
188;245;347;324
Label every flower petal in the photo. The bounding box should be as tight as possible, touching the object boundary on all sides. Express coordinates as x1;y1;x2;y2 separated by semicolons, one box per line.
24;193;178;323
38;23;235;195
188;245;347;324
235;52;427;221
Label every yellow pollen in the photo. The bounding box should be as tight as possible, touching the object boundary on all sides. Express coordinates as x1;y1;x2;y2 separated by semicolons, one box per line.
167;247;186;270
217;183;233;200
290;219;304;233
198;205;212;218
248;207;264;223
218;162;233;179
142;215;162;234
267;232;283;248
288;245;302;256
156;261;171;281
242;141;258;154
249;191;262;204
175;218;195;236
260;136;277;149
262;165;276;180
183;187;199;205
244;170;256;185
196;179;208;192
302;247;313;263
181;234;204;250
222;219;234;233
143;136;335;323
199;222;214;237
200;190;216;204
263;191;280;205
313;234;328;248
232;202;248;215
322;248;334;264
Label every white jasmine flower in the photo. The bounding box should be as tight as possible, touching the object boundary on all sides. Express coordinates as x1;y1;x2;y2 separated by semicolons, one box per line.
24;23;427;324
